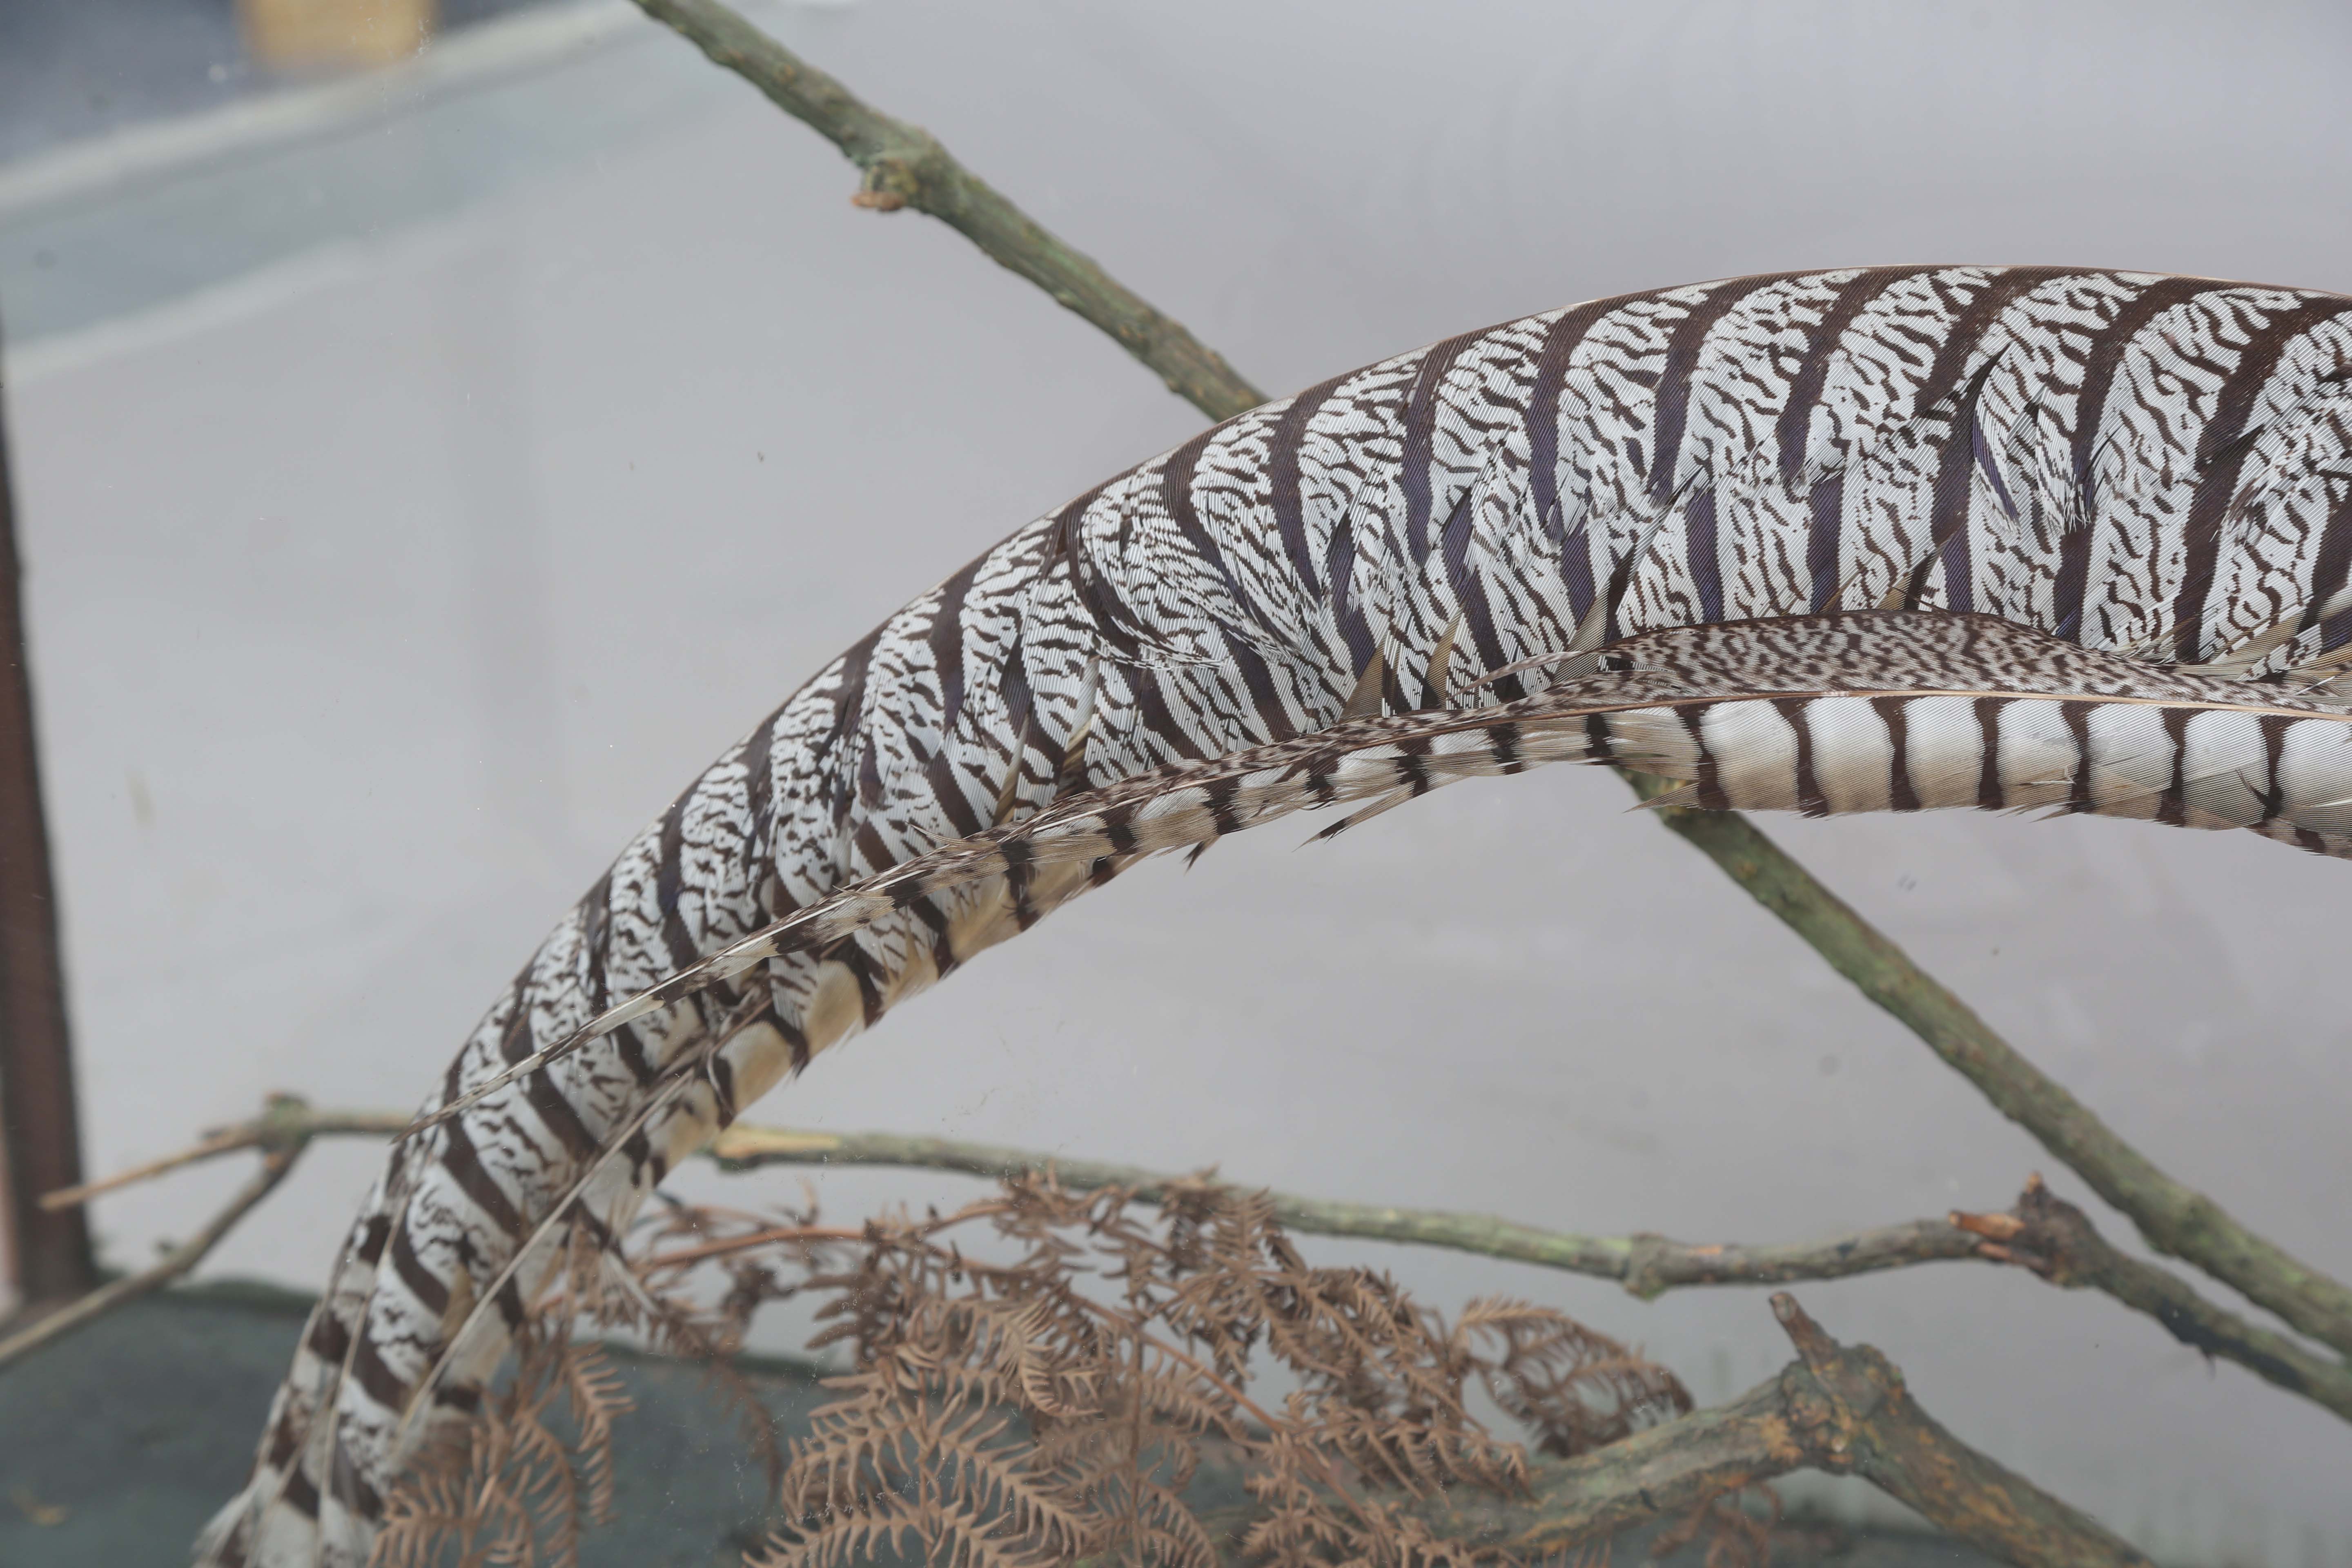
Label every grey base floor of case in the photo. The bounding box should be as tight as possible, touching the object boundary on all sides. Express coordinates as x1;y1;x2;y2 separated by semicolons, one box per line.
0;1288;2008;1568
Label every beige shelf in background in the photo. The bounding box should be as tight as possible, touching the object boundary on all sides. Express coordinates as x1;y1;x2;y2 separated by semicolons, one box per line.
240;0;437;71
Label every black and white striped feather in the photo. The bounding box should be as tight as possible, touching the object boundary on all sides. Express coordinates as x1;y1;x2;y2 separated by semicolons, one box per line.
198;267;2352;1567
399;608;2352;1132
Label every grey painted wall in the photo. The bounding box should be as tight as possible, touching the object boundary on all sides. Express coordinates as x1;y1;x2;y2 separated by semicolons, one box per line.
3;2;2348;1560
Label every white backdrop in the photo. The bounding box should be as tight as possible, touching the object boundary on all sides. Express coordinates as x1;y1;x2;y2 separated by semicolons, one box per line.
4;2;2350;1560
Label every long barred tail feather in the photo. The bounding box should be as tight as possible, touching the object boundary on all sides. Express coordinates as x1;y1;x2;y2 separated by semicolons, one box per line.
396;610;2352;1141
203;267;2352;1565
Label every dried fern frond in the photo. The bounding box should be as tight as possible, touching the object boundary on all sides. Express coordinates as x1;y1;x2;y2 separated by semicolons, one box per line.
555;1344;629;1528
374;1321;612;1568
736;1172;1697;1568
1446;1295;1693;1458
379;1167;1719;1568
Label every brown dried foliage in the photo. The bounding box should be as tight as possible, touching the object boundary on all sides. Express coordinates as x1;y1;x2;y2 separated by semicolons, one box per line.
371;1206;782;1568
370;1321;631;1568
371;1173;1714;1568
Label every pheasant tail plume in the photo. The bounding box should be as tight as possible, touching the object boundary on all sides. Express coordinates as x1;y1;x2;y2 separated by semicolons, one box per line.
410;609;2352;1128
205;266;2352;1566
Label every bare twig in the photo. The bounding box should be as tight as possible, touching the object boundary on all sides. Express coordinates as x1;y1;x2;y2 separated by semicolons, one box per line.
37;1099;406;1211
0;1141;303;1368
40;1105;2352;1432
626;0;1266;421
710;1124;2352;1426
1621;770;2352;1362
34;1127;254;1210
0;1095;390;1370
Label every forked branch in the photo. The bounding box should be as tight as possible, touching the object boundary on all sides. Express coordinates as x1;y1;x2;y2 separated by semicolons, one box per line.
1623;771;2352;1361
1325;1294;2152;1568
0;1138;303;1366
0;1096;396;1370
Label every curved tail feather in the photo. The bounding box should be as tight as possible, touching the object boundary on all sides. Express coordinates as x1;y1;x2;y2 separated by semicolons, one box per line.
403;611;2352;1142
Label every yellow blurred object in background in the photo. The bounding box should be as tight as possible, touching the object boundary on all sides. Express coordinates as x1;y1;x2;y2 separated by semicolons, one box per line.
239;0;437;71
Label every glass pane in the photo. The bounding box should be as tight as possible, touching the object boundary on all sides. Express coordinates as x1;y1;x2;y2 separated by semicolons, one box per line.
2;4;2347;1566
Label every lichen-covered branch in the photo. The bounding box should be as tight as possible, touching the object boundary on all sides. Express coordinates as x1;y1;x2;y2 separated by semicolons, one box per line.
1622;771;2352;1362
627;0;1266;421
710;1124;2352;1426
24;1098;2349;1435
1950;1176;2352;1424
708;1124;1980;1287
1205;1295;2150;1568
1761;1294;2148;1568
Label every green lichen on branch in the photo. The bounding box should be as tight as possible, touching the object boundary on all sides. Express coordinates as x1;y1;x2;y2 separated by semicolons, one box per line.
1392;1294;2152;1568
711;1125;2352;1428
706;1124;1971;1288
